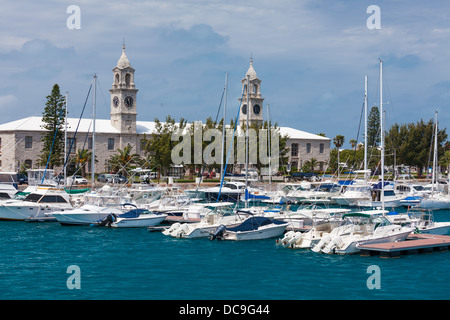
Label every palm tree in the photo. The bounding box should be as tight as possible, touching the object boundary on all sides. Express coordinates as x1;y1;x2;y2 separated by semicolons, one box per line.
74;148;91;177
333;135;345;174
108;144;142;177
304;158;318;172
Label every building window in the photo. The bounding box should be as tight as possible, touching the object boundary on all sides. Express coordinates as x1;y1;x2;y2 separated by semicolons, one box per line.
67;138;76;153
25;136;32;149
25;159;32;168
306;143;311;153
108;138;115;150
88;137;93;150
125;74;130;86
319;143;324;153
291;143;298;157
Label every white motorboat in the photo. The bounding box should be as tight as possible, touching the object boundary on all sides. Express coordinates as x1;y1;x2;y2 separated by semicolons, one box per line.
276;208;349;249
418;193;450;210
92;208;167;228
162;202;249;238
387;210;450;235
0;185;73;221
356;183;405;208
51;204;123;225
411;211;450;235
332;180;372;206
204;181;247;202
210;216;288;241
312;210;413;254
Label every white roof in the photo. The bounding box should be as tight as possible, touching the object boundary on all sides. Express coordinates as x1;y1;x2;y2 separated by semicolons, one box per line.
278;126;330;141
0;116;329;141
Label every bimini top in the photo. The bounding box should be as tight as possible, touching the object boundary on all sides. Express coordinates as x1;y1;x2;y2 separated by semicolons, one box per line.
119;209;151;219
343;210;388;219
226;216;286;232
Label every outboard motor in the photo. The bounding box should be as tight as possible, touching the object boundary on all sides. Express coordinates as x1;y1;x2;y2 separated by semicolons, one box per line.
210;224;227;240
94;213;117;227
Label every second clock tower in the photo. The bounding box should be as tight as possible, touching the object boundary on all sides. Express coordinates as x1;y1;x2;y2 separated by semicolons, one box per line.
110;44;138;133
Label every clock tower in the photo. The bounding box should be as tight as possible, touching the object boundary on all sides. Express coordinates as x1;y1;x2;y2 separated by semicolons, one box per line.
110;44;138;133
239;58;264;127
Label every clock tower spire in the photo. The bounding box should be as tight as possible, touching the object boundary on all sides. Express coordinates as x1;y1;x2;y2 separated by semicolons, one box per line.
110;44;138;133
239;57;264;127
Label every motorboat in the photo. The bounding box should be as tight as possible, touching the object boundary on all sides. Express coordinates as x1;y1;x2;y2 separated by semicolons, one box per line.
50;187;131;225
0;185;73;221
51;204;123;226
418;193;450;210
210;216;288;241
0;172;21;200
356;183;405;208
387;210;450;235
332;180;372;206
411;211;450;235
204;181;260;202
311;210;413;254
276;208;351;248
162;202;249;238
92;208;167;228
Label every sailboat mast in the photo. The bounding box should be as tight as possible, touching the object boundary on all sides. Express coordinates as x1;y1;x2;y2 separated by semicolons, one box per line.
221;73;228;181
268;103;271;186
64;91;68;187
432;110;438;192
379;59;384;211
364;75;368;181
245;74;250;208
91;74;97;189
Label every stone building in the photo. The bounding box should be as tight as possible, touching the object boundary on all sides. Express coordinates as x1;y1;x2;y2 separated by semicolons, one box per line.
0;46;330;176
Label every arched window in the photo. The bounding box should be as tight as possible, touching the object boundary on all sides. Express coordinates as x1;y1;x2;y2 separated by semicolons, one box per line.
125;74;130;85
115;73;120;84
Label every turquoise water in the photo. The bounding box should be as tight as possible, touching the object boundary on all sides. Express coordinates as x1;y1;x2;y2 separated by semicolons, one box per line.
1;210;450;300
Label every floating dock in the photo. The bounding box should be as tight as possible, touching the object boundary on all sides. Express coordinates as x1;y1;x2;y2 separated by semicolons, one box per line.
358;234;450;258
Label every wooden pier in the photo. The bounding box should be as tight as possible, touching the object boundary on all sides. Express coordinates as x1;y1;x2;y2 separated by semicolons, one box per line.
358;234;450;258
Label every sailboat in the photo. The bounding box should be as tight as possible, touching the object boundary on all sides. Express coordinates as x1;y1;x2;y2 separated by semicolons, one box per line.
312;60;413;254
418;111;450;210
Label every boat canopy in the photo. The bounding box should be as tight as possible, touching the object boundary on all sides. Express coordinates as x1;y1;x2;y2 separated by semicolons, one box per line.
343;210;388;218
119;209;151;218
244;189;270;200
226;217;286;232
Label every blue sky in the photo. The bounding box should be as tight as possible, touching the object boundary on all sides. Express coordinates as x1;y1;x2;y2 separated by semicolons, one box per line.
1;0;450;148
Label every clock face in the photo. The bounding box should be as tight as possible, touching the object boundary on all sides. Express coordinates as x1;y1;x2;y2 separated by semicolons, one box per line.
124;96;134;108
113;96;119;107
242;104;247;115
253;104;261;115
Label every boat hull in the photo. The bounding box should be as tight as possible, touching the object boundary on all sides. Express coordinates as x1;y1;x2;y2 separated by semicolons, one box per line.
111;214;167;228
339;229;412;254
52;206;122;226
204;191;242;202
223;224;288;241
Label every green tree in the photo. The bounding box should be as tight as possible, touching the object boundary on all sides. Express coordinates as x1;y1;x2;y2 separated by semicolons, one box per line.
141;116;182;177
74;148;92;178
39;84;66;167
367;106;380;148
108;144;142;177
385;118;447;177
333;134;345;172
